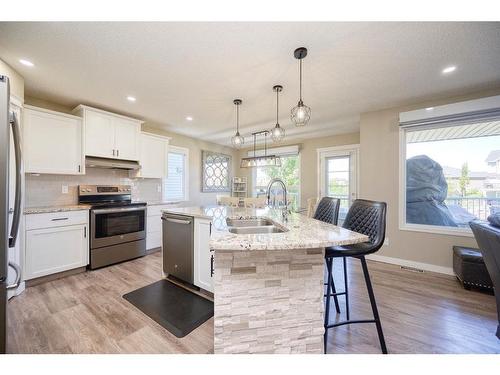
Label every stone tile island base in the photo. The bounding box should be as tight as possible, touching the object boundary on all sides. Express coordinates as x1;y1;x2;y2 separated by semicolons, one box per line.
214;248;325;354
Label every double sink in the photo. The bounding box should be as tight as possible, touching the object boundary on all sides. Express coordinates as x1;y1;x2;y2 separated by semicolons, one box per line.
226;218;289;234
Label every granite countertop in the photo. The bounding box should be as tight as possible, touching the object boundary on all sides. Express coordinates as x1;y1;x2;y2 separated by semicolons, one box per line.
162;205;369;251
24;204;92;215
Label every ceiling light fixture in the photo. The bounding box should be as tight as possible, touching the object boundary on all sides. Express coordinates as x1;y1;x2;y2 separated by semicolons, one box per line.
186;116;193;121
270;85;285;143
291;47;311;127
442;66;456;74
127;96;136;102
240;130;281;168
231;99;244;149
19;59;34;67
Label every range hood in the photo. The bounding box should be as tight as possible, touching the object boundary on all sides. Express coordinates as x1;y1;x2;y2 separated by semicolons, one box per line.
85;156;141;170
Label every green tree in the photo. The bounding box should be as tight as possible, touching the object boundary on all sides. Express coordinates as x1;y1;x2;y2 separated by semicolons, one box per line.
459;162;470;197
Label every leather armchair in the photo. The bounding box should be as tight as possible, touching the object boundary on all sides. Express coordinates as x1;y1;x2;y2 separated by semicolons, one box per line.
470;220;500;339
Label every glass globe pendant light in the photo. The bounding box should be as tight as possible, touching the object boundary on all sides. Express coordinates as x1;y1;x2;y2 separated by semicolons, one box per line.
270;85;285;143
231;99;244;148
290;47;311;127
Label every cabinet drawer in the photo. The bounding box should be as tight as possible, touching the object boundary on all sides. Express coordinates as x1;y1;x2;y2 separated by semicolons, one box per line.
26;210;89;230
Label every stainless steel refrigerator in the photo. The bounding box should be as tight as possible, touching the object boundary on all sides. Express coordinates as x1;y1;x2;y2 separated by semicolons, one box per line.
1;75;22;354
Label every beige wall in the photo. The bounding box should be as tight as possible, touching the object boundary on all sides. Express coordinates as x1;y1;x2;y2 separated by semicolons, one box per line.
0;59;24;100
237;132;360;207
360;87;500;270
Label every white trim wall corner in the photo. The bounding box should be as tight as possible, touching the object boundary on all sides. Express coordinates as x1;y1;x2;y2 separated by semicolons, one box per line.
398;95;500;237
164;145;189;203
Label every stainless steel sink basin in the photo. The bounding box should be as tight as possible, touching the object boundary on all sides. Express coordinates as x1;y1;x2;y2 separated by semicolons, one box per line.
226;218;274;227
227;226;288;234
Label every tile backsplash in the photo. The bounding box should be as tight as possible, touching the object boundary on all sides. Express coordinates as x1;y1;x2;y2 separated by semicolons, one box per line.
25;168;162;207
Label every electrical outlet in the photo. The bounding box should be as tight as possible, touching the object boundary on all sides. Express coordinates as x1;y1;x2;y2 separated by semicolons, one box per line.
157;184;161;193
384;238;389;246
62;185;69;194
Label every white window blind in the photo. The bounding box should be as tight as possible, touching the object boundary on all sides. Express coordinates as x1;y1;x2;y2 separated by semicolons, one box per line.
164;151;186;201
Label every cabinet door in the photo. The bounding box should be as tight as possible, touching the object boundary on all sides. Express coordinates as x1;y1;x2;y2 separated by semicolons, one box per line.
139;134;166;178
24;109;83;174
25;225;89;280
113;118;139;161
194;219;213;292
85;110;115;158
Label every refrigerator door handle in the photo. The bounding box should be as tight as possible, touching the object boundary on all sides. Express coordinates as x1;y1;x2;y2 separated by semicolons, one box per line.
8;111;21;248
6;261;21;290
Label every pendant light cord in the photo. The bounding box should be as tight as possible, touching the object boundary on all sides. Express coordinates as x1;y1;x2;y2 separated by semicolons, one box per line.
236;103;239;133
276;88;279;125
299;58;303;102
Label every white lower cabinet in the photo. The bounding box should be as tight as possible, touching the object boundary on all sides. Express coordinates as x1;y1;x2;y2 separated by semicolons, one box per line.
24;211;89;280
193;218;213;293
146;204;170;251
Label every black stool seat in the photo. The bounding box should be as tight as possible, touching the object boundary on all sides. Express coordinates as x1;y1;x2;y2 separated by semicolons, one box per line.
325;242;375;257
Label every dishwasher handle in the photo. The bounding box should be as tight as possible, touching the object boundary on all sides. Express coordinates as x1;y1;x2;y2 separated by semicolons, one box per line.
162;217;192;225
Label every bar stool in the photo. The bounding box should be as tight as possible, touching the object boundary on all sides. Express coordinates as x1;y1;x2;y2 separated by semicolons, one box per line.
324;199;388;354
313;197;342;314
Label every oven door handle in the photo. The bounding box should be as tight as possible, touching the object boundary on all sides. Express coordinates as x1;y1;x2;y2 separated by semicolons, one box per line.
92;206;147;214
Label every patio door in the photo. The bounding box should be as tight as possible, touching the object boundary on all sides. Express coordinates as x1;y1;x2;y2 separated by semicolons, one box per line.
318;145;359;221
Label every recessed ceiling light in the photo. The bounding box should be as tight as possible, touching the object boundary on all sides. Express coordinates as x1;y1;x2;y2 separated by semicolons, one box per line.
442;66;456;74
19;59;34;67
426;107;434;111
126;96;136;102
186;116;193;121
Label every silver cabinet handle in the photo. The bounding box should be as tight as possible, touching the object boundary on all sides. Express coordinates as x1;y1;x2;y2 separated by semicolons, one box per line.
6;261;21;290
51;217;69;221
112;149;115;156
164;217;191;225
117;149;119;157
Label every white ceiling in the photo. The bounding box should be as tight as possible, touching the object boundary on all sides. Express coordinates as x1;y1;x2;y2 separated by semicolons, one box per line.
1;22;499;146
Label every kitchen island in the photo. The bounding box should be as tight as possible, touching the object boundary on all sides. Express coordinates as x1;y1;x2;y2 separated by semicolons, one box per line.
161;205;368;354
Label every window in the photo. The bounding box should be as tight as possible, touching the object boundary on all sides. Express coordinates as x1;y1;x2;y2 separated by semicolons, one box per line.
318;145;359;222
202;151;231;192
400;96;500;235
163;146;189;202
253;152;300;211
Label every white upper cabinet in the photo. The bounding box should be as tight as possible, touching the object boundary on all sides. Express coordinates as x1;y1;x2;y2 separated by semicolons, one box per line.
83;110;115;159
23;106;84;175
135;132;170;179
73;105;142;161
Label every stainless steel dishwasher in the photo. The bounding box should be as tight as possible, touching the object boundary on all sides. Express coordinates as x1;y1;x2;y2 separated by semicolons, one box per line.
161;213;194;284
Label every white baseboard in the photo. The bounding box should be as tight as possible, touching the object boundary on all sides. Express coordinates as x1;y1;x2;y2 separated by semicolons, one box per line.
366;254;455;276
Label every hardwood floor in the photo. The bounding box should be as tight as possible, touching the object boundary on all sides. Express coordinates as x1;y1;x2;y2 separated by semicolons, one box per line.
7;252;500;354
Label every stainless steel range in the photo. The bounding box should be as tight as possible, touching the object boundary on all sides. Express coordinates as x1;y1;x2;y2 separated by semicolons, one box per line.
78;185;147;269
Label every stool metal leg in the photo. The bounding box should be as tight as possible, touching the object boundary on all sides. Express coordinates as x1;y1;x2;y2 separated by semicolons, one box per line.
329;265;341;314
324;257;333;353
360;256;387;354
343;257;350;321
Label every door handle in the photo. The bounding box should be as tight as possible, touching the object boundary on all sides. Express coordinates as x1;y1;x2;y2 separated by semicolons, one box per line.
51;217;69;221
117;149;119;157
9;111;22;248
6;261;22;290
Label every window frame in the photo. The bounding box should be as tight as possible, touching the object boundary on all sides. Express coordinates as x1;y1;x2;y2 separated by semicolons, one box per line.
163;145;189;203
201;150;232;193
399;127;475;238
251;152;301;209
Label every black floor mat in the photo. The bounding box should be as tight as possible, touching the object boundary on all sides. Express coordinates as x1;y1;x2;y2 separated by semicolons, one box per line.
123;279;214;338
